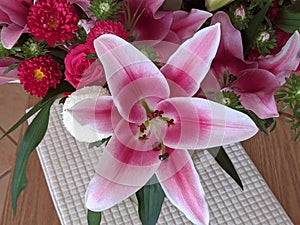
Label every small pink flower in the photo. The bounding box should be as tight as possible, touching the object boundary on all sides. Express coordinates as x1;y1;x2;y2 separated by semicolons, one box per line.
86;20;128;52
64;44;104;89
27;0;79;46
18;55;62;97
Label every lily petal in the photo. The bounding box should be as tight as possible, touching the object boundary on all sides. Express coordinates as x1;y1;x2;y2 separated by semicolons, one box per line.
94;34;170;123
70;96;120;135
211;11;244;61
156;149;209;225
257;31;300;85
1;24;26;49
157;97;258;149
233;69;280;119
170;9;212;42
161;24;220;97
85;135;161;211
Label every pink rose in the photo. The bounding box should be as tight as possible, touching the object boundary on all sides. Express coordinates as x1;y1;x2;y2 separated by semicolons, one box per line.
64;44;104;89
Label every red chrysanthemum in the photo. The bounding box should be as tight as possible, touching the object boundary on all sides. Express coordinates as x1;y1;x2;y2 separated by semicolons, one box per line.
86;20;129;52
18;55;62;98
27;0;79;46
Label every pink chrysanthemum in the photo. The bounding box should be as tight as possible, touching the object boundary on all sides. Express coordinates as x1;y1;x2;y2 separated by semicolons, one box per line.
86;21;128;52
27;0;79;46
18;55;62;98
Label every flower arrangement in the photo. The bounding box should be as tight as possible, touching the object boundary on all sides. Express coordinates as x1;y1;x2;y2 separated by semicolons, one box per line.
0;0;300;224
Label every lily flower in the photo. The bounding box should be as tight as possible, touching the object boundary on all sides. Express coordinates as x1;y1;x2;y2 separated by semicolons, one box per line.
122;0;212;43
202;12;300;119
69;24;258;224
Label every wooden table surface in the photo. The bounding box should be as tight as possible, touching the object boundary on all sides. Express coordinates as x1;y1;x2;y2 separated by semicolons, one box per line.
1;100;299;225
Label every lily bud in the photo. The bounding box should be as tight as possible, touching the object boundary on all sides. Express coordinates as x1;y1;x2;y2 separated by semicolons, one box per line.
205;0;235;11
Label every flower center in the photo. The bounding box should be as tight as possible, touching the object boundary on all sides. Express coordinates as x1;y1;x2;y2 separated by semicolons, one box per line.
234;5;246;19
49;17;57;28
99;3;110;12
138;100;175;161
34;69;45;80
258;31;270;42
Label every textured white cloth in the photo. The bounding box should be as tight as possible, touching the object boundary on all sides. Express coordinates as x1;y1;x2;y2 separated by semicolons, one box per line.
34;101;292;225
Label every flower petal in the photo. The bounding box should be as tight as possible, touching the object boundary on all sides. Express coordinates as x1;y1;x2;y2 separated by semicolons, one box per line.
257;31;300;85
94;34;170;123
156;149;209;225
157;97;258;149
211;11;245;61
161;24;220;97
170;9;212;42
86;135;161;211
1;24;25;49
69;95;119;135
233;69;280;119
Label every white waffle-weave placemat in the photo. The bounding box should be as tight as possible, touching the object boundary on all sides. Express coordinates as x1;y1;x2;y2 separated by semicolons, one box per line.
34;101;293;225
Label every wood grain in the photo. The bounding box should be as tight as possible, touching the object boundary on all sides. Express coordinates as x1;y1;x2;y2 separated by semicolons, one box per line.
242;116;300;224
1;95;299;225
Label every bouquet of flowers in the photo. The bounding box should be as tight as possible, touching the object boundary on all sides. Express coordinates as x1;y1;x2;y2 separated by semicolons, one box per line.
0;0;299;224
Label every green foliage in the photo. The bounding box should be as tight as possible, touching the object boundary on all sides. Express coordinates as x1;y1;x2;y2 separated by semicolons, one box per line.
88;136;112;149
136;176;165;225
228;3;253;30
207;146;243;190
12;99;55;214
87;210;102;225
251;26;277;56
88;0;120;21
274;7;300;33
276;73;300;140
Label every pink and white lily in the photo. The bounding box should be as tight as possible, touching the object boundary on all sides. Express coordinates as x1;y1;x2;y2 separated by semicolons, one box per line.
202;12;300;119
69;24;258;224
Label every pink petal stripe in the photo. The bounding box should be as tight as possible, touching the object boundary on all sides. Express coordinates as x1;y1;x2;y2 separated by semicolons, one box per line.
257;31;300;85
85;173;140;211
95;135;160;186
70;96;119;135
211;11;245;61
170;9;212;42
94;34;170;123
157;97;258;149
156;150;209;225
161;24;221;97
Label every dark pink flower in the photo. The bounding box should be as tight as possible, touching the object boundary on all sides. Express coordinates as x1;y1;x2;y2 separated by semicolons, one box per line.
86;20;128;52
202;12;300;119
64;44;104;89
0;0;32;49
27;0;79;46
18;55;62;97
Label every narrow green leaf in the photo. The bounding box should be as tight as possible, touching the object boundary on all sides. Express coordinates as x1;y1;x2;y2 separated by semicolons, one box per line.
243;1;272;52
87;210;102;225
12;99;54;214
136;178;165;225
3;62;20;75
207;146;243;190
274;8;300;33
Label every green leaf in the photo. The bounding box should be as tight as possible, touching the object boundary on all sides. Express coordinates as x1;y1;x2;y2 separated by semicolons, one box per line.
12;99;55;214
0;80;74;141
274;8;300;33
3;62;20;75
207;146;243;190
136;177;165;225
87;210;102;225
243;1;272;52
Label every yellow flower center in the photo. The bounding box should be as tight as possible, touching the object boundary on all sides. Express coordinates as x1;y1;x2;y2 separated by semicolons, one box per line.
34;69;45;80
49;17;57;28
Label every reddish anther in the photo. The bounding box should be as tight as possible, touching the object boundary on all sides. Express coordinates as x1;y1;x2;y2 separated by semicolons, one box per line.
167;119;175;127
138;123;147;133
